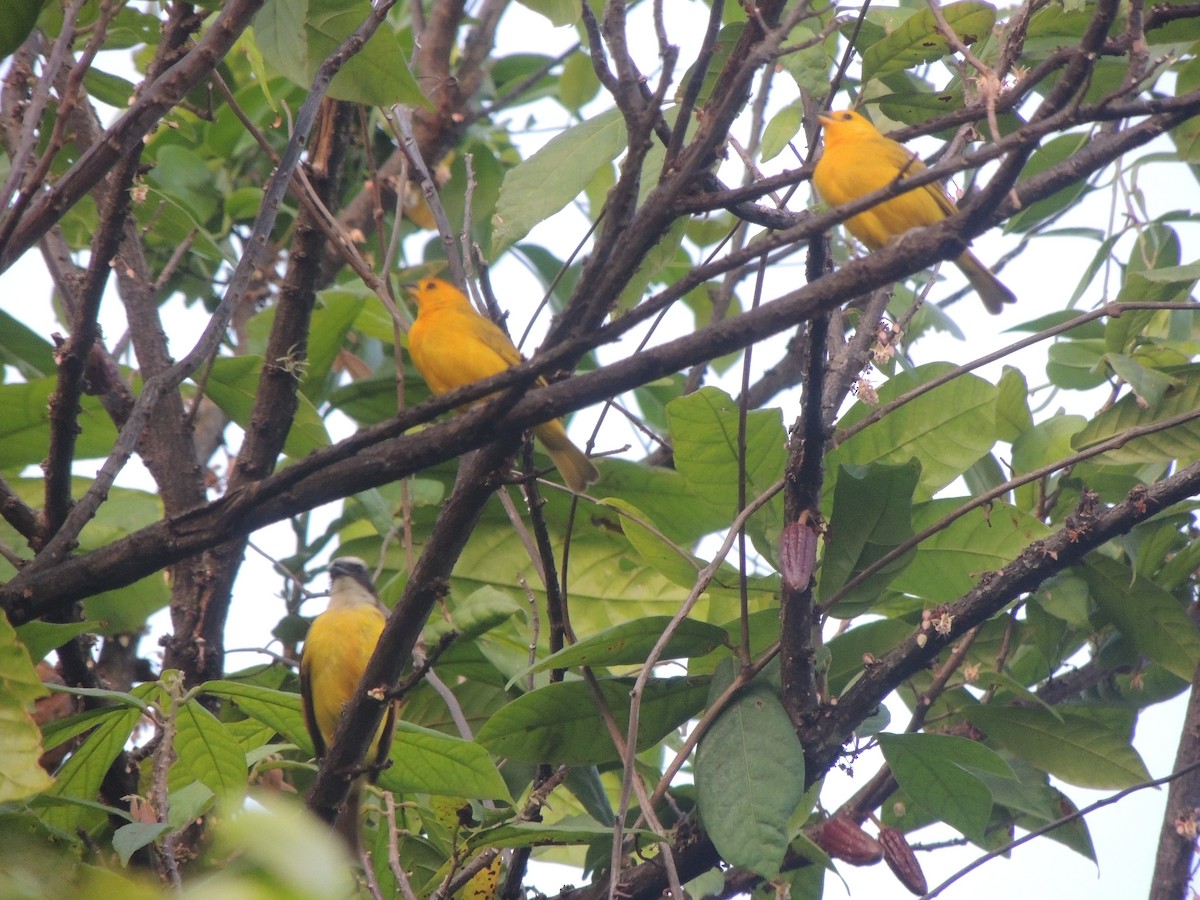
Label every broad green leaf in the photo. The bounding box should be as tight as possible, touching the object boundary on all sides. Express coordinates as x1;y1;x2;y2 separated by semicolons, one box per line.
878;733;1013;843
558;50;600;110
516;0;579;27
113;823;170;865
515;616;729;682
1004;133;1092;233
667;386;787;516
201;681;312;754
171;700;249;805
830;364;998;499
1011;415;1087;474
674;23;745;108
378;722;511;800
146;145;220;223
994;366;1033;443
423;585;524;644
761;101;804;163
255;0;427;107
826;619;913;696
302;290;369;401
0;378;121;467
0;613;54;802
592;459;728;546
861;2;998;83
491;108;627;256
41;684;156;835
1071;366;1200;464
1081;555;1200;682
696;682;805;878
1046;338;1108;390
890;499;1052;604
475;676;708;765
963;705;1151;789
16;620;98;663
203;355;331;459
0;0;44;58
0;309;55;378
818;461;920;613
1104;353;1177;408
602;498;706;588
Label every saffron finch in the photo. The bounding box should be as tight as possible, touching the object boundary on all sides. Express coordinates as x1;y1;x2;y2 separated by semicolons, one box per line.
812;110;1016;315
406;277;600;493
300;556;396;851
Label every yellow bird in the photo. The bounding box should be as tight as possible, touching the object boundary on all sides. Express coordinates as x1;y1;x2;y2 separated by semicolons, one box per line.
406;277;600;493
300;556;396;851
812;109;1016;315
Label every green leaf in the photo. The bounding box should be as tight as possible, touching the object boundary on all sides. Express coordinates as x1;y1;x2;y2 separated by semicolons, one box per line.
819;461;920;613
602;498;706;588
861;2;998;83
255;0;427;107
1104;353;1177;408
475;676;708;765
302;290;368;401
826;619;913;696
667;386;787;517
515;616;729;683
1071;366;1200;464
889;499;1052;604
761;101;804;163
994;366;1033;443
1011;415;1087;474
203;356;331;459
0;612;54;803
515;0;579;27
201;681;312;755
963;705;1152;789
1045;338;1108;390
878;733;1013;843
423;585;524;644
113;822;170;865
0;0;44;58
696;680;804;878
558;50;600;110
1081;555;1200;682
0;378;121;468
491;108;627;256
41;684;156;835
16;620;98;663
0;309;55;378
1004;133;1092;233
378;722;511;800
147;145;220;223
171;700;249;805
830;364;998;499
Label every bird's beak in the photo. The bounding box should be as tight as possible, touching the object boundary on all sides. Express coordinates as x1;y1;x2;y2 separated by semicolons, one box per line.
817;112;833;127
402;282;418;298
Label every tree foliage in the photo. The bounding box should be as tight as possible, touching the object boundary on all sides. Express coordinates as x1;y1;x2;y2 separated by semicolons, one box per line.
1;0;1200;897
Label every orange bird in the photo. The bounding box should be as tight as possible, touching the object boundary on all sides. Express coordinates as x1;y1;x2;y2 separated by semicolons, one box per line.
812;110;1016;315
406;277;600;493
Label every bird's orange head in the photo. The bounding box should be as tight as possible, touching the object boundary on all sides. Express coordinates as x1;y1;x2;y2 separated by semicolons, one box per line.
817;109;880;147
405;277;472;314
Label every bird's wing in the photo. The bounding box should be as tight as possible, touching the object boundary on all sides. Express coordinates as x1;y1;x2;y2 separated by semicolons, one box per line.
880;139;960;217
299;650;326;759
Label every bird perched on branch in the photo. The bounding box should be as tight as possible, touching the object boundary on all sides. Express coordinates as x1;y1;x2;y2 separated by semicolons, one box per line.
405;276;600;493
300;556;396;852
812;109;1017;315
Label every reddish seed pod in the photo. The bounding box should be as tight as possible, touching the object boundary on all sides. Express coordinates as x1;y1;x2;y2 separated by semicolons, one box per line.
813;816;884;866
878;826;929;895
